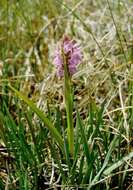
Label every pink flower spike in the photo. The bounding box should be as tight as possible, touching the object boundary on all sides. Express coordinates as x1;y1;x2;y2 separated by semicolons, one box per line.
53;35;82;77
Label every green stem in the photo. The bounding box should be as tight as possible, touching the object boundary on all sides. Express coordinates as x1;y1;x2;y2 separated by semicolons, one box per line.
64;60;74;156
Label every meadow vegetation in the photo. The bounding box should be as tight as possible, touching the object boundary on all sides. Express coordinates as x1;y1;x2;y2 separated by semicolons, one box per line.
0;0;133;189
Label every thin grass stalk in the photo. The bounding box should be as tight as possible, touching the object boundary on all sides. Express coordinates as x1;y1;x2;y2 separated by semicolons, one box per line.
106;0;127;63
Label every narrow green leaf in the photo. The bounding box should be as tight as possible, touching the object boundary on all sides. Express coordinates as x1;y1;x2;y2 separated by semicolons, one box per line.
103;152;133;175
9;85;64;151
76;110;90;164
48;140;66;183
25;111;41;163
88;136;118;189
62;124;71;172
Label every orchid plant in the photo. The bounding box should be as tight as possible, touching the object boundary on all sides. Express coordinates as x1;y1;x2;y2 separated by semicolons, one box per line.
54;35;82;155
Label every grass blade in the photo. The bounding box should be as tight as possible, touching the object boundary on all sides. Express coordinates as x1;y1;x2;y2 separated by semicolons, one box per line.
103;152;133;176
9;85;64;151
76;109;90;164
88;136;118;189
